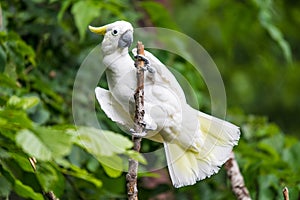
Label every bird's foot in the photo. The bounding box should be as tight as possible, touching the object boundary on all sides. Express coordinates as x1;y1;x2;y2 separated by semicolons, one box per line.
135;54;149;64
129;120;155;137
129;128;147;137
145;65;155;73
135;54;155;73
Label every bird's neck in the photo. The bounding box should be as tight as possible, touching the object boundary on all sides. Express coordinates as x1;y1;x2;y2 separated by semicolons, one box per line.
102;47;136;107
102;47;135;86
102;47;130;67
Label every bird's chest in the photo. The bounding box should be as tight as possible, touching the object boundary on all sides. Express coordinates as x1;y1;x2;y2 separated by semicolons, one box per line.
106;68;136;113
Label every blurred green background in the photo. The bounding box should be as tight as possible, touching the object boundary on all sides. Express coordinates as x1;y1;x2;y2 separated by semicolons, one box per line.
1;0;300;199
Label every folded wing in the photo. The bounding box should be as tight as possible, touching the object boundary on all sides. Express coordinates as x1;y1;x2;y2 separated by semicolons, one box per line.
95;87;134;129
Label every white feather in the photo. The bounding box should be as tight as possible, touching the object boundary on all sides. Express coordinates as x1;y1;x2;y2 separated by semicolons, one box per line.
132;48;186;104
95;87;133;129
93;21;241;188
164;111;240;188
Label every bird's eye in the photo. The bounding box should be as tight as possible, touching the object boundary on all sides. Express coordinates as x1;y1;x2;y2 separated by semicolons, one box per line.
112;29;118;36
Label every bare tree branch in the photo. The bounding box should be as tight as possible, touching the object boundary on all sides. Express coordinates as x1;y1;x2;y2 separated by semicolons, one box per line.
44;191;59;200
126;41;146;200
225;152;252;200
283;187;289;200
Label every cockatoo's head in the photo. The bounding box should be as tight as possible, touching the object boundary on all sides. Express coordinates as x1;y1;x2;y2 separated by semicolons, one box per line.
89;21;133;55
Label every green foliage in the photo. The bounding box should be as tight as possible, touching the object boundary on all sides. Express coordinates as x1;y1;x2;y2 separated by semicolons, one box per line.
252;0;292;63
16;127;74;161
13;180;44;200
0;5;143;195
71;1;102;41
140;1;178;29
1;0;300;199
0;80;138;198
0;84;138;199
0;31;36;76
235;113;300;199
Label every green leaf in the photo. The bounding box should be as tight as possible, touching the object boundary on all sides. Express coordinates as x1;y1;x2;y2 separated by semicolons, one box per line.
102;164;123;178
7;95;40;110
0;118;7;127
6;31;36;69
16;129;52;160
14;180;44;200
253;0;292;63
125;150;147;165
16;127;74;161
34;126;75;158
29;103;50;125
31;78;64;105
0;46;7;73
60;162;102;188
257;133;284;160
86;157;100;173
0;148;10;159
22;96;40;110
75;127;133;157
140;1;178;29
282;142;300;172
0;73;19;88
36;163;65;197
98;156;123;178
0;176;12;197
74;127;147;176
9;152;35;172
57;0;72;23
258;174;279;200
0;159;41;199
7;96;22;108
0;109;32;132
71;0;102;41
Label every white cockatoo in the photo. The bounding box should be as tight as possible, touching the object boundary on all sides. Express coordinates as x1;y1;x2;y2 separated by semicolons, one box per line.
89;21;240;188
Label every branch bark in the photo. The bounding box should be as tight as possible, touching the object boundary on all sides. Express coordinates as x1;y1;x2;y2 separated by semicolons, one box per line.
225;152;252;200
283;187;289;200
126;41;146;200
44;191;59;200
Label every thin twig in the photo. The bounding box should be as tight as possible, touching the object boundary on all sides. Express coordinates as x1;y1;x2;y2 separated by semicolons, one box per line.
28;157;59;200
29;157;37;171
283;187;289;200
225;152;252;200
44;191;59;200
126;41;146;200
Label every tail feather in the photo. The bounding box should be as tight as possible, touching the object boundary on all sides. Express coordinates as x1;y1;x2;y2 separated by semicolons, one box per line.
164;142;199;188
198;112;240;165
164;111;240;188
198;112;240;145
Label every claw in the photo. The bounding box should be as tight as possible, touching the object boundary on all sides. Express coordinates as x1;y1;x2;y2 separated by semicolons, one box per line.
129;120;155;137
135;54;155;73
146;65;156;73
130;130;147;137
135;54;150;65
141;65;155;73
129;128;135;134
130;125;147;137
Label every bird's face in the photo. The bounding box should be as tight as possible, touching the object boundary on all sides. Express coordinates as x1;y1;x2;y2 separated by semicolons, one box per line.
89;21;133;55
